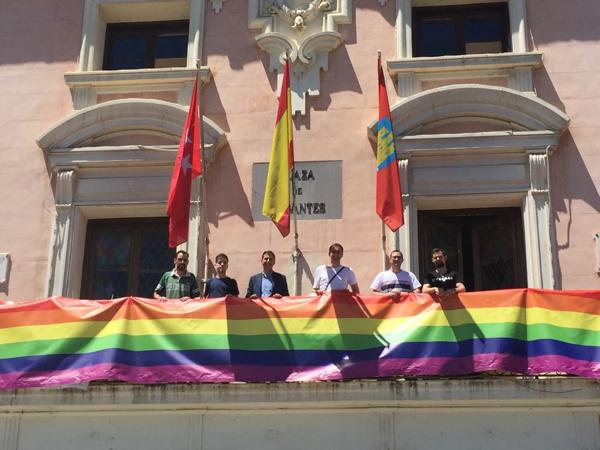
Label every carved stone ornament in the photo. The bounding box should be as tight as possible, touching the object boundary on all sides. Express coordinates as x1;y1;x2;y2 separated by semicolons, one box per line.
210;0;226;13
249;0;352;115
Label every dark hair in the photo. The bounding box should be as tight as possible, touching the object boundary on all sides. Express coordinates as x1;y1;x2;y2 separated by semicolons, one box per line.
215;253;229;263
261;250;276;260
431;248;447;257
390;249;403;258
328;243;344;254
175;250;189;258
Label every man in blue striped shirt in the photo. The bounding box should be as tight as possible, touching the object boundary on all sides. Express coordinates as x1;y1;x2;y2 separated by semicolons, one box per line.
370;250;421;295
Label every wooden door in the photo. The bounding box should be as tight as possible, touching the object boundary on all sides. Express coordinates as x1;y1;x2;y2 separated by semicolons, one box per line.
418;208;526;291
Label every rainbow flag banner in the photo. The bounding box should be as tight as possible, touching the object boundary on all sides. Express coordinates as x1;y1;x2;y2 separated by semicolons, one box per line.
0;289;598;389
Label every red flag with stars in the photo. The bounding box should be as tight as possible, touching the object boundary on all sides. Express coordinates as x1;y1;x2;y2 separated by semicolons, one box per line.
167;74;202;247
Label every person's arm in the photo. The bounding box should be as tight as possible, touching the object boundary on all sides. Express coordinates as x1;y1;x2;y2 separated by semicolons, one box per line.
313;266;324;295
370;273;382;294
273;274;289;298
230;279;240;297
153;276;166;300
190;275;201;299
280;274;289;297
346;268;359;294
455;282;466;293
245;276;257;299
421;283;439;294
410;273;422;293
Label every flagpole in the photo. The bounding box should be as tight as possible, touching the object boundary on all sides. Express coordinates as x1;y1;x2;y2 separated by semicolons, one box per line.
285;53;301;296
195;60;210;291
378;51;387;271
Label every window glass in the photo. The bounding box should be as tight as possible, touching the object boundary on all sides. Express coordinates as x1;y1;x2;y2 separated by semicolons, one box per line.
103;21;189;70
465;17;503;53
419;19;458;56
413;3;510;57
108;36;148;70
82;219;173;299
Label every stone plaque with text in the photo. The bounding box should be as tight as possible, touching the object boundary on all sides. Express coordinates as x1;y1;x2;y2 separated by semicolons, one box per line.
252;161;342;221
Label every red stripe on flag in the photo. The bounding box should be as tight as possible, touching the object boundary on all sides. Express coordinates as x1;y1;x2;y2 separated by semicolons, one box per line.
376;55;404;231
167;73;203;247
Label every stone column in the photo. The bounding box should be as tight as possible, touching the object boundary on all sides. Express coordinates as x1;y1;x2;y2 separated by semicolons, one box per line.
395;0;412;59
186;176;201;275
523;151;555;288
46;168;79;297
394;158;418;273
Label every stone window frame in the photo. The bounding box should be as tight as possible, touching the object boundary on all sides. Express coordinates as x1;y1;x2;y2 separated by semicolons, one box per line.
37;99;227;298
67;0;209;109
367;84;570;289
390;0;540;97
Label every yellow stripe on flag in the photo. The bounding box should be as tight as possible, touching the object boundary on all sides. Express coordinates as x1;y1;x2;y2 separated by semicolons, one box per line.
262;59;293;236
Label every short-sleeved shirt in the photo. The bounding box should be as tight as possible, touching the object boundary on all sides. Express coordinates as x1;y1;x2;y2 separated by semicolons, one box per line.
204;277;239;298
313;265;357;291
154;270;201;299
370;269;421;293
424;270;462;291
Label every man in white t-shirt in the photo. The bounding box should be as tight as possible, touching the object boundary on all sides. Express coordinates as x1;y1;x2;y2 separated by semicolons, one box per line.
370;250;421;295
313;243;360;295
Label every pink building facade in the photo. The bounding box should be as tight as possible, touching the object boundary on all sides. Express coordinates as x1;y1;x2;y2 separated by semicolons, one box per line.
0;0;598;302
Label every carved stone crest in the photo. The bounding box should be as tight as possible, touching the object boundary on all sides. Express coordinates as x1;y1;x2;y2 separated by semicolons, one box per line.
250;0;351;115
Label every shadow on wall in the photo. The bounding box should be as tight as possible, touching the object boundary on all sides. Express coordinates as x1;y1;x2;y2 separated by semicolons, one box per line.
202;71;231;134
206;0;396;69
533;66;566;113
296;249;314;288
0;0;83;65
551;130;600;288
205;143;254;228
527;1;600;46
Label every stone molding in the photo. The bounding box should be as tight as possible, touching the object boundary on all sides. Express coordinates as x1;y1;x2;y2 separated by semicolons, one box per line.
75;0;207;108
366;84;568;289
64;67;212;110
395;0;528;59
79;0;205;71
37;99;226;155
392;0;532;96
367;84;569;139
2;378;598;410
249;0;352;115
38;99;226;297
55;169;78;207
388;52;543;97
528;152;549;193
210;0;226;13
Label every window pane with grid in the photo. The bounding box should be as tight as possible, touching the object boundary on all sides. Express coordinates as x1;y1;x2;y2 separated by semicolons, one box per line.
103;21;189;70
413;3;510;57
82;219;173;299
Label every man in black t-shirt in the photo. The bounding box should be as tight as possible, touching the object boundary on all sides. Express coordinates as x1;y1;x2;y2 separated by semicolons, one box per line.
204;253;240;298
422;248;466;296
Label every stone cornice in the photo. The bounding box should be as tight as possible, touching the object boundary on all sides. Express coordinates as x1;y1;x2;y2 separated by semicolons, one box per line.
387;52;543;75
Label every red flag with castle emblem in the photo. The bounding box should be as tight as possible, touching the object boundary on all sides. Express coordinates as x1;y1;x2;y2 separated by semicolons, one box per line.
167;74;202;247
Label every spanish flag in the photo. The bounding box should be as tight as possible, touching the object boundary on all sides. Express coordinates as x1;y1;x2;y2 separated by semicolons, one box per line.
376;55;404;231
262;59;294;236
